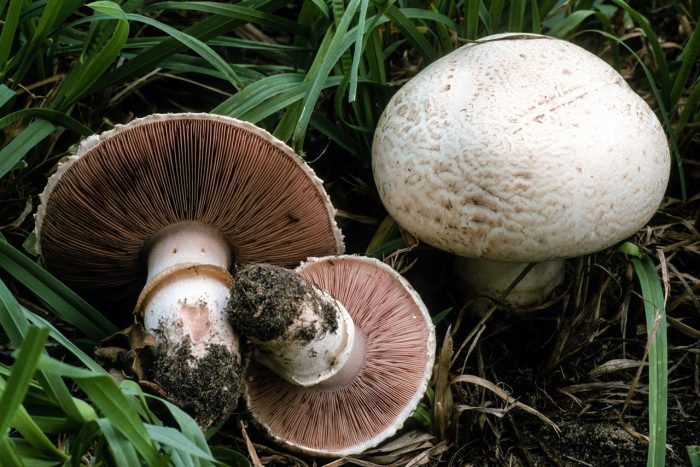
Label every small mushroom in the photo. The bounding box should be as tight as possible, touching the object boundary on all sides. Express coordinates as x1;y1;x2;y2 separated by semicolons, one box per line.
229;256;436;456
372;33;670;309
35;113;344;425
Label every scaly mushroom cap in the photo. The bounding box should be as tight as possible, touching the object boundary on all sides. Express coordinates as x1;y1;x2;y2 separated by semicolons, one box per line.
372;33;670;262
244;255;436;457
35;113;344;317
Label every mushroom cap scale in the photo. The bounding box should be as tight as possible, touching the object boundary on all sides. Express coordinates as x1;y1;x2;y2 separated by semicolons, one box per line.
372;33;670;262
35;113;344;317
244;255;436;457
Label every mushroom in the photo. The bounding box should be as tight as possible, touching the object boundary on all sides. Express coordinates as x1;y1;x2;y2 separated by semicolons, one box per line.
371;33;670;309
35;113;344;425
228;256;435;456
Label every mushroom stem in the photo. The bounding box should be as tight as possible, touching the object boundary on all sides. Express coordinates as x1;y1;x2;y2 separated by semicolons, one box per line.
146;222;232;280
454;257;565;310
138;222;237;353
137;264;239;358
229;264;364;388
133;222;242;426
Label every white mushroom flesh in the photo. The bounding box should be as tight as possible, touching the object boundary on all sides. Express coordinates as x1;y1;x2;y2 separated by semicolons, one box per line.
138;222;239;358
252;288;359;387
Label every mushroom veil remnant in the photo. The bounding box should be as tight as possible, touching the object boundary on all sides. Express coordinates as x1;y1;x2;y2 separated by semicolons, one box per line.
35;113;344;425
229;256;435;457
372;33;670;309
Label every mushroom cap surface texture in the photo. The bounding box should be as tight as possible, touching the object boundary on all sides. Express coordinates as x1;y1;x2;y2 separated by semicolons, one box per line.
244;255;436;457
35;113;344;316
372;33;670;262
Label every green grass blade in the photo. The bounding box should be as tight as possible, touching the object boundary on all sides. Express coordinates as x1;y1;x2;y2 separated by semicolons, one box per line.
212;73;304;117
11;440;63;467
7;402;67;461
0;437;23;467
0;278;30;344
0;282;93;424
465;0;479;40
546;10;595;38
35;356;165;465
671;22;700;108
507;0;525;32
0;326;50;438
0;0;23;73
54;3;130;111
119;35;305;56
538;0;557;18
147;1;307;35
146;395;211;457
125;13;244;90
0;238;118;339
70;419;101;464
488;0;504;30
0;119;55;180
146;425;217;463
24;307;107;373
291;0;362;149
0;83;14;108
688;446;700;467
210;446;251;466
96;418;143;467
25;415;77;435
401;8;458;31
608;0;670;108
630;255;668;467
87;0;282;94
592;9;621;69
35;371;90;424
131;53;264;86
243;77;346;124
330;0;352;77
310;114;363;158
673;78;699;140
348;0;370;102
0;109;92;135
530;0;541;34
9;0;83;85
385;5;439;63
364;28;386;84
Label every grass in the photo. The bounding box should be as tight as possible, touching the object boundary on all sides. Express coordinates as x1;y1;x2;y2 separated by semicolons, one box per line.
0;0;698;465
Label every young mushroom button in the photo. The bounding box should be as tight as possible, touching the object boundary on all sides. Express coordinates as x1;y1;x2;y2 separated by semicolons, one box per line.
34;113;344;426
229;256;436;457
371;33;670;309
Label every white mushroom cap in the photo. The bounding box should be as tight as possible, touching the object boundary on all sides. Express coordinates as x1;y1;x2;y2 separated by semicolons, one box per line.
372;33;670;263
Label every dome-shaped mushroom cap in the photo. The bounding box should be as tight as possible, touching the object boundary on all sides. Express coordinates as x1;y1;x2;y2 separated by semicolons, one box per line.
244;255;436;457
35;113;344;315
372;33;670;262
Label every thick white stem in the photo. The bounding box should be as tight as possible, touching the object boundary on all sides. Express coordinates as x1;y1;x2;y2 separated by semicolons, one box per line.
138;265;239;358
253;289;362;388
145;222;231;280
454;257;565;311
137;223;239;358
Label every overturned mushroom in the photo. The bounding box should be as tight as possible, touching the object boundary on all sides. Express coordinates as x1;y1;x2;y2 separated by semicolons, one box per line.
35;113;344;425
229;256;435;456
372;33;670;309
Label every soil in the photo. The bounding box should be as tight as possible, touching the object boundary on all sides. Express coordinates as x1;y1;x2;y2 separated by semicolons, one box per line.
520;417;700;466
152;339;242;428
228;264;338;343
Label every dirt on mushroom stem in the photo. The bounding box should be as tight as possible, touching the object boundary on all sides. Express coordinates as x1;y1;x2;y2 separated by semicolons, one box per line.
227;263;339;344
151;333;242;428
